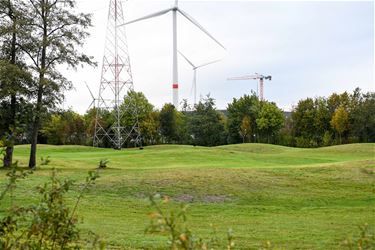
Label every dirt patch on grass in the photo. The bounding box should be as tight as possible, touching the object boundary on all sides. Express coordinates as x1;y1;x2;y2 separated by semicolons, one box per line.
174;194;194;203
202;195;230;203
173;194;230;203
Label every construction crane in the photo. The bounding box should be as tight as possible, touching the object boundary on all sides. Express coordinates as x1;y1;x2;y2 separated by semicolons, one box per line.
227;73;272;101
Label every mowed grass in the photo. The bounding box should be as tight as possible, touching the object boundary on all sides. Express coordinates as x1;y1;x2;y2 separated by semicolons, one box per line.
0;143;374;249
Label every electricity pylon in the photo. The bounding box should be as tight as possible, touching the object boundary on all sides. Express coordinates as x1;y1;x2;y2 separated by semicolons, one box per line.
93;0;141;149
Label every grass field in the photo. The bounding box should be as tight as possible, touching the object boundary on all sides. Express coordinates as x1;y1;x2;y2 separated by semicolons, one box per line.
0;143;374;249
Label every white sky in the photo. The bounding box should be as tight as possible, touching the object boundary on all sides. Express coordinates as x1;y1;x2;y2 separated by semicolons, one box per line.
63;0;374;113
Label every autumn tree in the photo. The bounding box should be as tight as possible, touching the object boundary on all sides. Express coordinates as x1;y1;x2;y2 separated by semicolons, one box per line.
330;106;349;144
239;116;251;143
19;0;95;168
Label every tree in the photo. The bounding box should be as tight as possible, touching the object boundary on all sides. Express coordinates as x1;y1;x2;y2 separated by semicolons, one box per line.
86;107;113;148
277;115;294;146
159;103;178;143
19;0;95;168
40;113;63;144
239;116;251;143
188;96;227;146
313;97;331;145
327;91;350;116
256;102;284;143
41;110;86;145
0;0;33;167
291;98;318;147
120;91;154;146
176;110;191;145
348;90;375;143
140;111;160;145
227;93;259;143
330;106;349;144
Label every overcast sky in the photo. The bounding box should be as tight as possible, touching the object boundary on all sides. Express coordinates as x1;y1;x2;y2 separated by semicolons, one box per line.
63;0;374;113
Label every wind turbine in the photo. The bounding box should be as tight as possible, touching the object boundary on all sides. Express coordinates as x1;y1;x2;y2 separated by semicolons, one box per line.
178;51;221;106
118;0;226;109
85;82;98;110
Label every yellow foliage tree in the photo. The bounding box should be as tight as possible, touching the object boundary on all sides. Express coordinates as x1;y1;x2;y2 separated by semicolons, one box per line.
239;116;251;143
330;106;349;144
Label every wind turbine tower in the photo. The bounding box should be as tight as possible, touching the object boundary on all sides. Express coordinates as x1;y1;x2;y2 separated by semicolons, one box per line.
92;0;141;149
178;51;220;106
118;0;225;109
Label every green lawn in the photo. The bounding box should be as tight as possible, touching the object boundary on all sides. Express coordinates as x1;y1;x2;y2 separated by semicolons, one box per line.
1;143;374;249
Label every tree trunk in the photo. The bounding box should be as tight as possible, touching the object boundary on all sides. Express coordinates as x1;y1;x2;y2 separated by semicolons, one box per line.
28;84;43;168
3;5;17;168
3;146;13;168
29;3;47;169
3;95;16;168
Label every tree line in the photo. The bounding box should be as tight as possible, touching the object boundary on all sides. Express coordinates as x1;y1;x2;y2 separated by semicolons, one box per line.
42;88;375;148
2;87;373;153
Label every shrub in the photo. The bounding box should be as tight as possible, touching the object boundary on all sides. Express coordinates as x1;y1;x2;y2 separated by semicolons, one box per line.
295;136;318;148
40;155;51;166
0;167;103;249
322;131;332;146
98;159;109;169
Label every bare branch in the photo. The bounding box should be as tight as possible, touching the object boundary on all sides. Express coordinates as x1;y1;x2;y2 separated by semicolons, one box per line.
28;0;43;19
47;23;70;36
46;56;61;69
16;43;39;69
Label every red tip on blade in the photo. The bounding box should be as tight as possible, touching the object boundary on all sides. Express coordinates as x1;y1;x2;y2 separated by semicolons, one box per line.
173;83;178;89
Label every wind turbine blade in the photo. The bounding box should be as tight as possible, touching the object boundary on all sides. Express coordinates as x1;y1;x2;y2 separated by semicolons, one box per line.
85;82;95;99
178;50;196;68
88;100;95;110
177;8;226;50
196;59;221;68
118;7;173;27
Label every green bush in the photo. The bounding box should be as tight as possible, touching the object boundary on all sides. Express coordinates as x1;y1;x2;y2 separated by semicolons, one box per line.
0;167;103;249
322;131;333;146
40;155;51;166
295;137;318;148
98;159;109;169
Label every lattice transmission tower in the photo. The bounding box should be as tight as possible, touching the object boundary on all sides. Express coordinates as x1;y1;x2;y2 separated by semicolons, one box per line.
93;0;141;149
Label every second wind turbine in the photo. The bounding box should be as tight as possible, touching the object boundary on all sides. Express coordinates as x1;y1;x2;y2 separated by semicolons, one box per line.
178;51;221;106
118;0;225;109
